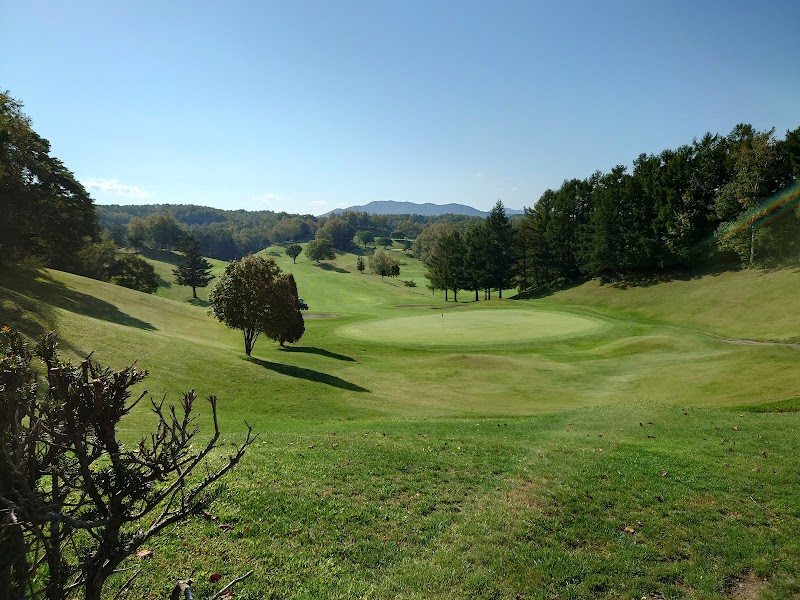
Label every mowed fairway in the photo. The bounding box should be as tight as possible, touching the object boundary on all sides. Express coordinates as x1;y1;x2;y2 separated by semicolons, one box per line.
2;247;800;599
340;309;609;346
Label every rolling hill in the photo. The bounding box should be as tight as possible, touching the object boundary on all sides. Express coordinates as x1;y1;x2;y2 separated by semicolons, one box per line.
323;200;525;217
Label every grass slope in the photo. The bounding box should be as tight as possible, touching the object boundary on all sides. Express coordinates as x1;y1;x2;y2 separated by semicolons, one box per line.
1;251;799;599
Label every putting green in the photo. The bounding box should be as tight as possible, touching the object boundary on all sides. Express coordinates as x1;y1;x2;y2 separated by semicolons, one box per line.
339;309;608;346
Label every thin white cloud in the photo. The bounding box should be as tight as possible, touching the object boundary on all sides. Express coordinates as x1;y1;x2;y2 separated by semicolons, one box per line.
311;200;328;207
83;178;150;198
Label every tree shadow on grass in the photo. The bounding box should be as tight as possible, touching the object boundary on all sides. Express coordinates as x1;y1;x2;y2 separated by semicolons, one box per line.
1;266;156;331
315;263;350;273
279;346;356;362
137;247;183;266
245;357;369;392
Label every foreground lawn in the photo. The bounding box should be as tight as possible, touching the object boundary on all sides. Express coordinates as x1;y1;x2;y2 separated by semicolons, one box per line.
2;253;799;598
113;404;800;599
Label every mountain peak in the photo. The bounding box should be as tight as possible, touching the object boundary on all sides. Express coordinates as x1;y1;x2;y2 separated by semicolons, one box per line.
321;200;523;217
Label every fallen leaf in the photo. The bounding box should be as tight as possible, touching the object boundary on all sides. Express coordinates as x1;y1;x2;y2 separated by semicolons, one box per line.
752;467;761;472
218;523;235;531
733;425;740;431
209;573;222;583
624;526;636;534
135;549;154;559
659;471;668;477
202;511;213;520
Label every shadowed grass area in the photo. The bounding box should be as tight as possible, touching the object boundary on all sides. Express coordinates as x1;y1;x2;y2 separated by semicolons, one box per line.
0;265;156;331
245;356;370;392
278;345;357;361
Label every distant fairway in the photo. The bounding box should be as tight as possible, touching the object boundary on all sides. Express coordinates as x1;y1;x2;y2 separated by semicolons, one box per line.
339;308;607;345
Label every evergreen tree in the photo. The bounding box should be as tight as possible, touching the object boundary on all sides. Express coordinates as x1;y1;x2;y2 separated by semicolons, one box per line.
173;236;214;299
484;200;514;298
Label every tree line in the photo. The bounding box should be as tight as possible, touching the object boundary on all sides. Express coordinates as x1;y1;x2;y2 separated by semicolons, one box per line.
411;124;800;299
414;201;514;301
516;124;800;288
97;205;478;261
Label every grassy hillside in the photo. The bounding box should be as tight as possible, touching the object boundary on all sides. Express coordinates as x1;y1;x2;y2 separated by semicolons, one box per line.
540;268;800;342
1;252;799;598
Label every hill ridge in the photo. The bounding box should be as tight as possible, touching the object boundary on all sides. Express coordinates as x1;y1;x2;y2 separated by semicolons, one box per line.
322;200;524;217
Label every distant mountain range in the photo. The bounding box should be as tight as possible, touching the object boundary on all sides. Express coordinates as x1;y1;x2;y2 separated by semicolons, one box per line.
322;200;524;218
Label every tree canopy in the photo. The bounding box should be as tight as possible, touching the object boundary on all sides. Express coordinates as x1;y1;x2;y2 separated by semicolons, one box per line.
285;243;302;263
369;250;400;280
0;92;98;269
305;239;336;263
208;255;304;355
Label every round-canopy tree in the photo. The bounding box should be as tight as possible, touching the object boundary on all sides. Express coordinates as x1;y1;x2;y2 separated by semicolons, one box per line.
285;243;302;263
305;239;336;264
208;255;304;355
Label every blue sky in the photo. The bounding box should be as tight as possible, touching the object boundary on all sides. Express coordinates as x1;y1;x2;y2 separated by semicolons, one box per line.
3;1;798;215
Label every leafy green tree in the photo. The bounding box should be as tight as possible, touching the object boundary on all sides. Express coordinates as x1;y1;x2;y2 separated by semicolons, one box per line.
173;236;214;299
316;217;355;250
109;254;159;293
354;230;374;248
267;274;305;347
75;236;119;281
208;255;286;355
146;213;184;250
126;217;149;249
285;243;302;263
0;92;98;268
369;250;400;280
356;256;365;273
305;239;336;264
106;223;127;246
375;237;392;248
714;126;785;264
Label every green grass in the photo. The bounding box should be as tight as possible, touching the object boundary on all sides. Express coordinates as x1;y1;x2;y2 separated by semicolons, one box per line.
2;250;800;599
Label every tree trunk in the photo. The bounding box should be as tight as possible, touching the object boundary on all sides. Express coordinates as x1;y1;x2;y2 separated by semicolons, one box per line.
192;286;198;299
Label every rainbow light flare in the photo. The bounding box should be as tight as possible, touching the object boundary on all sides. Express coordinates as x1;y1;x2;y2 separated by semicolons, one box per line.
714;180;800;247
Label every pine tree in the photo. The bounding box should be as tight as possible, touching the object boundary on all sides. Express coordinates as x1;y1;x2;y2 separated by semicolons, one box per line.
173;237;214;299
